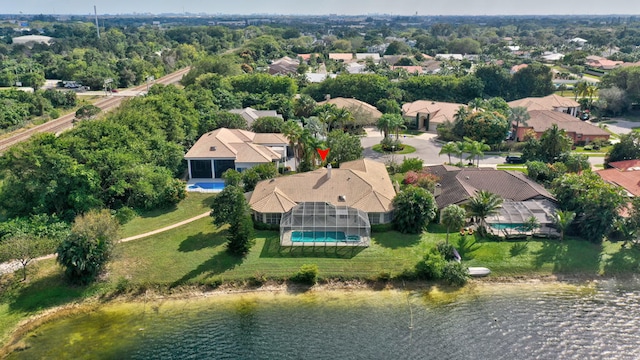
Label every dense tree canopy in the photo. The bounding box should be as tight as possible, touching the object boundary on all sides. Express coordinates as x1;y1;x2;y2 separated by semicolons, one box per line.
393;186;438;234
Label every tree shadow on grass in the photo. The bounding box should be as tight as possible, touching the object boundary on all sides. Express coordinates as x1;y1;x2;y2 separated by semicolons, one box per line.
259;233;365;259
509;242;529;257
172;251;244;286
7;271;91;313
455;235;481;260
178;231;227;252
602;244;640;276
139;204;179;219
373;231;421;249
531;240;601;274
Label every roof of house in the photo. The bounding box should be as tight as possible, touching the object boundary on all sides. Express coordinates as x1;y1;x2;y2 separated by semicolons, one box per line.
248;159;396;214
508;94;580;110
318;97;383;120
228;107;282;128
329;53;354;61
608;160;640;171
268;56;299;75
12;35;54;45
523;110;610;137
355;53;381;61
402;100;466;123
391;65;424;74
510;64;528;73
424;165;555;209
597;167;640;197
185;128;286;162
435;54;463;60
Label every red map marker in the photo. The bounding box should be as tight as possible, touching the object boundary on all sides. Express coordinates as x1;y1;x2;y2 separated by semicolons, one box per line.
317;148;330;161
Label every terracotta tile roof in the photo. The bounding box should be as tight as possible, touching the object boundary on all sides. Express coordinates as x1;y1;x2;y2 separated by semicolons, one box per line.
524;110;610;137
608;160;640;171
597;168;640;197
391;66;424;74
402;100;466;124
425;165;555;209
318;97;383;120
184;128;286;162
248;159;395;213
508;94;579;110
329;53;354;61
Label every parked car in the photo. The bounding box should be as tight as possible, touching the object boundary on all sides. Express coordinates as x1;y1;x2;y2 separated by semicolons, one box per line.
505;156;525;164
580;113;590;121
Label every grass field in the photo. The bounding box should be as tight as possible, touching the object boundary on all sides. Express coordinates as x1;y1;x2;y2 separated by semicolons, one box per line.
371;143;417;155
118;192;216;238
3;215;640;346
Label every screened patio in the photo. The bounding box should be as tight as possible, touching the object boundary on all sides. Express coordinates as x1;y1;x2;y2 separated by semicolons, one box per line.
280;202;371;247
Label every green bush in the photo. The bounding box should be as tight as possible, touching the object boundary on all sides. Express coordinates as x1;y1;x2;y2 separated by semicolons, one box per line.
442;261;469;286
253;221;280;231
49;109;60;119
414;251;446;280
436;241;457;261
400;157;424;173
114;206;137;225
291;264;319;285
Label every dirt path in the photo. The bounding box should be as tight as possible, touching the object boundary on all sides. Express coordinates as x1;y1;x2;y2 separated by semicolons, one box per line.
0;211;211;276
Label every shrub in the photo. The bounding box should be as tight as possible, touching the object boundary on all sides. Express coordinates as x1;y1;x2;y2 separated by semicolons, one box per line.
49;109;60;119
416;172;439;192
442;261;469;286
371;223;394;233
291;264;318;285
414;251;446;280
253;221;279;231
435;241;457;261
400;157;424;173
404;171;419;185
114;206;137;225
380;137;403;151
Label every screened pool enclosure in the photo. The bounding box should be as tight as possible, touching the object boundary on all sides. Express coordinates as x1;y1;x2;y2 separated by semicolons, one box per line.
280;202;371;247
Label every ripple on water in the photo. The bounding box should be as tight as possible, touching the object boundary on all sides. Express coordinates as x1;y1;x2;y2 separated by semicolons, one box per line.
7;282;640;360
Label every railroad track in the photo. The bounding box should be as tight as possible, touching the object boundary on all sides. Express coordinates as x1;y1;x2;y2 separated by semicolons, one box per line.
0;67;191;153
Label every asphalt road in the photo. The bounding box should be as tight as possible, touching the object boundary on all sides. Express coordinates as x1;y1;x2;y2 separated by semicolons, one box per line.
360;127;605;168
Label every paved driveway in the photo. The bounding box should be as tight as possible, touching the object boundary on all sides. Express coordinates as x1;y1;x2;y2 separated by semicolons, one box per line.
360;127;605;168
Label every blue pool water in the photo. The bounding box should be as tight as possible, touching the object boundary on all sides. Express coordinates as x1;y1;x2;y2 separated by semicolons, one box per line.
188;182;225;191
490;223;525;230
291;231;360;242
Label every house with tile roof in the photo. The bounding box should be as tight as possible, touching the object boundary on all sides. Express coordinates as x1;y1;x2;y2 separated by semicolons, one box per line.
424;165;558;227
597;160;640;197
268;56;299;75
329;53;354;62
513;110;610;143
508;94;580;117
248;158;396;225
184;128;288;180
401;100;466;132
228;107;283;129
318;97;383;124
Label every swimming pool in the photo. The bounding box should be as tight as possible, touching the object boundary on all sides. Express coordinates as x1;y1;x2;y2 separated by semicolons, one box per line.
187;182;225;191
490;223;525;230
291;231;360;243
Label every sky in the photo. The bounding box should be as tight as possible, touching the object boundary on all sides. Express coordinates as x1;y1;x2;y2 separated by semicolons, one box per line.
3;0;640;16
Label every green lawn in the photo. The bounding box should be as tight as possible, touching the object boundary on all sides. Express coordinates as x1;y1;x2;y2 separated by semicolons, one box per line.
118;192;216;238
371;143;416;155
3;220;640;347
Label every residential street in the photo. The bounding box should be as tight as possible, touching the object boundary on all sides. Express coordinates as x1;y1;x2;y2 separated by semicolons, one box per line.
360;127;605;168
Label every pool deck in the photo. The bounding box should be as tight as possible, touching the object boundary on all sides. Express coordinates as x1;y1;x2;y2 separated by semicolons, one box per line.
280;231;370;247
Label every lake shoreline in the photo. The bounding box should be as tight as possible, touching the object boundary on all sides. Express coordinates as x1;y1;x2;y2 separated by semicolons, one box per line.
2;272;627;356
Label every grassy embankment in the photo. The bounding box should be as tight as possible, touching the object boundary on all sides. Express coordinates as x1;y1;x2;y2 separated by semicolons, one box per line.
2;191;640;346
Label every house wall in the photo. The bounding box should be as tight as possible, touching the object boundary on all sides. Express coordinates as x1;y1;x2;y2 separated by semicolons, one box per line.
514;127;609;143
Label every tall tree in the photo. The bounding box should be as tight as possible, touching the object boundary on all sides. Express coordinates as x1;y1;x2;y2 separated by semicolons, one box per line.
210;185;254;255
282;120;303;163
0;235;52;281
439;141;458;165
392;186;437;234
508;106;530;142
539;124;573;162
441;204;467;243
465;190;503;235
56;209;120;284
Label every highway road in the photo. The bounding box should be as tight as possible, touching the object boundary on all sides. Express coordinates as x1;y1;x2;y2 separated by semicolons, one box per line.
0;67;191;153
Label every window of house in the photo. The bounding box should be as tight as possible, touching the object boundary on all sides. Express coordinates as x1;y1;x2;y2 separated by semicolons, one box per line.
265;213;282;225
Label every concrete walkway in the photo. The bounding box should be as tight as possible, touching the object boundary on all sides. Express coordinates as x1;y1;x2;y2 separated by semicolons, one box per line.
0;211;211;276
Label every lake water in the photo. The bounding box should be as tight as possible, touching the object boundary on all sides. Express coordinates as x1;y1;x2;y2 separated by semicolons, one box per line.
7;279;640;359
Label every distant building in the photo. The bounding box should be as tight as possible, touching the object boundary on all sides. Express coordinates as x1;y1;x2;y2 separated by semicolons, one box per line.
11;35;54;46
268;56;299;75
402;100;466;132
508;94;580;117
512;110;610;143
229;107;283;129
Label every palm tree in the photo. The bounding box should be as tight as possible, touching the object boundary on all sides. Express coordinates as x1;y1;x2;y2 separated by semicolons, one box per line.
575;81;588;101
331;107;354;132
454;105;470;123
464;139;491;167
552;210;575;241
441;204;467;243
439;141;457;165
376;114;394;139
282;120;302;164
454;141;466;166
468;98;485;112
465;190;504;235
585;84;597;109
508;106;530;142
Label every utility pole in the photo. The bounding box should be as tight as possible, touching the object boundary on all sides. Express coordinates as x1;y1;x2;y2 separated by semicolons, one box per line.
94;5;100;39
